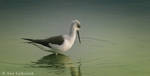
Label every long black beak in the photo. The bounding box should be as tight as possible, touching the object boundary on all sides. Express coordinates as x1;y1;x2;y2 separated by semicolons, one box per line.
77;30;81;44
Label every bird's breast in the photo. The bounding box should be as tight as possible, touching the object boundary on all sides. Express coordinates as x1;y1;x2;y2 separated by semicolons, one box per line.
61;39;74;51
64;40;73;51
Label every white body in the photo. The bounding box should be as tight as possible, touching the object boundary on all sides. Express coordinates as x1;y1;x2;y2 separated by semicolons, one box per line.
48;19;80;53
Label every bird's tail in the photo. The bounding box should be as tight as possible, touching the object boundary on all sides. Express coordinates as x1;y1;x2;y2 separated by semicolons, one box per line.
21;38;35;43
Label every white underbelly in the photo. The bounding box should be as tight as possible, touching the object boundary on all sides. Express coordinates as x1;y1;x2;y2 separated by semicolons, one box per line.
49;40;74;52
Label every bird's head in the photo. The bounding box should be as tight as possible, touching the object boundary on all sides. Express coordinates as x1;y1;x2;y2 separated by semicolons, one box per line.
72;19;81;31
72;19;81;44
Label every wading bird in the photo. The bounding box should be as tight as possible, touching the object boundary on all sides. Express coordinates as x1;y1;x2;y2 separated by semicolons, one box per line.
22;19;81;54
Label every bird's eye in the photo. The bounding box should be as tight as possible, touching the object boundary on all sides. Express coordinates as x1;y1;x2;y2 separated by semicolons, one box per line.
77;24;80;28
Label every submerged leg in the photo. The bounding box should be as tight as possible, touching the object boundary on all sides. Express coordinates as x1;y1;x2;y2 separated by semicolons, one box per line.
55;53;58;55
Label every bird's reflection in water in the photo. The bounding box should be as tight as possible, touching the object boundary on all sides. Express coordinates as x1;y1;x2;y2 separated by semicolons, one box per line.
31;54;82;76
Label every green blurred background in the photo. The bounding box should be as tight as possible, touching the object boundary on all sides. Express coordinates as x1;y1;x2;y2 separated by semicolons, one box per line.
0;0;150;76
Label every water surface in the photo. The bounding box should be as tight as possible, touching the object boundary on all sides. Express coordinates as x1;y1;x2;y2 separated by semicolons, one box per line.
0;0;150;76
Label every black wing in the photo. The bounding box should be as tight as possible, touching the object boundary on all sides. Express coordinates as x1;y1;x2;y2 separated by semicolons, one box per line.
22;35;64;48
45;35;64;45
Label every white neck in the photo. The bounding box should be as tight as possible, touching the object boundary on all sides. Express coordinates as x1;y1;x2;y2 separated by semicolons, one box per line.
60;23;77;51
68;23;77;44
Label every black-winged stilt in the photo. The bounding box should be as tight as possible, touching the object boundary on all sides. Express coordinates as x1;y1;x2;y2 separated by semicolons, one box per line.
22;19;81;54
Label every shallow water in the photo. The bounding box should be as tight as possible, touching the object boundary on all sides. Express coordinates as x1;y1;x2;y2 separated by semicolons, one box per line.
0;0;150;76
0;21;150;76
